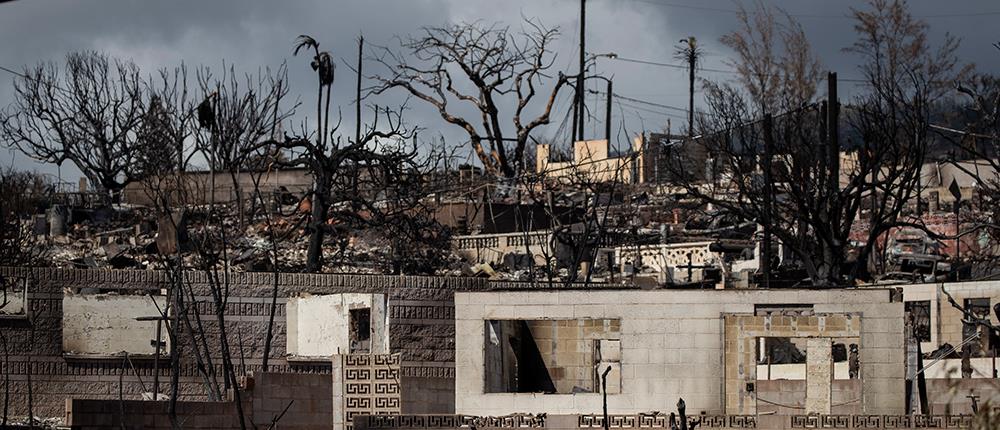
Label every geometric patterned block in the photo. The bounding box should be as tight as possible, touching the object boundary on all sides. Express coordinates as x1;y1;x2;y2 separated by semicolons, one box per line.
788;414;975;429
364;414;546;429
577;414;757;429
342;353;401;430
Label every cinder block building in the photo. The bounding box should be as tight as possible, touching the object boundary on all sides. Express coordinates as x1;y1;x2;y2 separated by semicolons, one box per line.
5;266;1000;429
454;288;906;418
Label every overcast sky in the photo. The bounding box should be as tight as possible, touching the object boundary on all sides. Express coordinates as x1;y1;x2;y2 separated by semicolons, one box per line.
1;0;998;182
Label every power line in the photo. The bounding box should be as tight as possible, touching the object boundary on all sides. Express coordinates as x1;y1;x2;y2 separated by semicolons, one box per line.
613;92;688;113
0;65;24;78
615;99;687;120
607;55;869;83
619;0;1000;20
623;0;736;14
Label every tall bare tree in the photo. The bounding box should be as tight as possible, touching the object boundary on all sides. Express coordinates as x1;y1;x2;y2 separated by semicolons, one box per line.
1;51;146;198
0;168;49;267
940;44;1000;263
372;19;571;178
285;35;435;273
719;1;822;113
847;0;970;274
139;65;196;175
192;64;293;226
662;0;966;286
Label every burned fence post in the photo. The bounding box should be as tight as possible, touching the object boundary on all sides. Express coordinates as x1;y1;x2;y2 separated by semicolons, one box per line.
135;315;168;400
602;365;612;430
677;398;688;430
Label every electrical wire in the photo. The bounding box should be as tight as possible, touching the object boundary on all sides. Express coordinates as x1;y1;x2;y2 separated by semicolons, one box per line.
607;55;868;83
620;0;1000;20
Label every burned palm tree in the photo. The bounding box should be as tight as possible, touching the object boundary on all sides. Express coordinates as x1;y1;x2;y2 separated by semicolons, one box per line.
674;37;703;137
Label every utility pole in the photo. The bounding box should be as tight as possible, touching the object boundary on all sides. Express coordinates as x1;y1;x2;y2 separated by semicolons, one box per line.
675;37;701;138
577;0;586;142
687;58;695;137
605;79;613;143
762;113;774;288
827;72;839;197
356;34;364;144
950;178;962;279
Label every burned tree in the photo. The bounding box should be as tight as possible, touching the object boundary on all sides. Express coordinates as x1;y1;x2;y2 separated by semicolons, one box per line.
937;45;1000;267
192;64;293;225
0;51;147;199
674;37;704;137
845;0;970;276
0;168;49;267
136;66;197;176
662;0;966;286
287;35;440;273
719;2;822;113
193;65;291;174
372;19;571;178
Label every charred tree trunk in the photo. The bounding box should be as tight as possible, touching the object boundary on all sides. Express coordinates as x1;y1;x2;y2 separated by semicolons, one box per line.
306;177;331;272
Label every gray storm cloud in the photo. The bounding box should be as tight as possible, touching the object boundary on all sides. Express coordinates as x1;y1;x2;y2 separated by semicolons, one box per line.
1;0;997;180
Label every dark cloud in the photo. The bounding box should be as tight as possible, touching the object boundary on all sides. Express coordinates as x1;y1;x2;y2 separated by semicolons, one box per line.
1;0;998;180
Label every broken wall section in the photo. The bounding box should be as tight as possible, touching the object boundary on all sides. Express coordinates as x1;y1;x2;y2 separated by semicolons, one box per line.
286;293;388;358
62;291;169;357
0;275;27;316
485;319;621;394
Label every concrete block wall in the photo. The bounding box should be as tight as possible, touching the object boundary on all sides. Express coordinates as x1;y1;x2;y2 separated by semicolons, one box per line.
0;266;483;418
814;290;907;415
66;398;245;429
926;378;1000;415
454;288;906;417
756;380;863;416
287;293;388;357
899;281;1000;353
251;372;333;429
723;313;864;415
65;371;332;429
1;268;629;419
121;168;314;206
524;319;620;393
61;292;170;356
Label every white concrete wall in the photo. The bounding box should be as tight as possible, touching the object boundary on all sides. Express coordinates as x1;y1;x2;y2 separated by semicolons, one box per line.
756;362;853;380
286;293;388;358
454;288;905;417
923;357;1000;379
62;293;169;356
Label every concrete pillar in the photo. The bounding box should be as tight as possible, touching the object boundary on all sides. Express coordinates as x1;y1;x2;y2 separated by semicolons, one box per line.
48;204;67;236
806;338;833;414
371;294;389;354
331;355;345;430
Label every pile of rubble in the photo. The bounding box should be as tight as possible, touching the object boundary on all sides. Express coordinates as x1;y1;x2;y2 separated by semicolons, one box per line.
37;200;466;276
